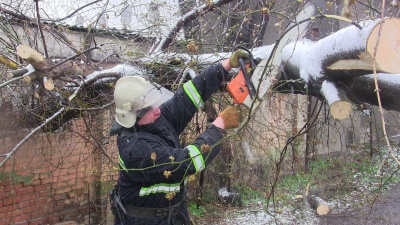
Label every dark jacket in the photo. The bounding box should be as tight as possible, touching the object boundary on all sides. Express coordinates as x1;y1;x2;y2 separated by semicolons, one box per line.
113;63;228;225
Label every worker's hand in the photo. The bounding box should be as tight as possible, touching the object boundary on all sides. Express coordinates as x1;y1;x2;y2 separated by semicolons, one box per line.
229;49;251;68
217;105;243;129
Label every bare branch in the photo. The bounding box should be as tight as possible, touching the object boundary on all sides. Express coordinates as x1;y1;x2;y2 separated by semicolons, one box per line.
34;0;49;59
42;0;104;23
0;107;66;168
154;0;236;52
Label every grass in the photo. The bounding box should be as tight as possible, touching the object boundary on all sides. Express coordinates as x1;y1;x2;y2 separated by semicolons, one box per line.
276;149;400;206
189;202;207;217
237;185;266;205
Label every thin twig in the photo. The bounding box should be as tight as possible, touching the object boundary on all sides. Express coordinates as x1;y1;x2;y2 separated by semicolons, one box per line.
42;0;103;23
34;0;49;59
372;1;400;174
0;76;23;88
61;101;114;111
47;45;104;70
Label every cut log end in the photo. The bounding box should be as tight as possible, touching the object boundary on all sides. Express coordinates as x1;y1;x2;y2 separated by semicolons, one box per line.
16;45;48;71
330;101;352;120
23;75;33;83
310;195;330;215
316;204;330;215
367;18;400;74
17;45;36;59
44;79;55;91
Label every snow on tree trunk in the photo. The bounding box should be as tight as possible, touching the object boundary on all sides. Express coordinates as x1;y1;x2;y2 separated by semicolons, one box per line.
279;17;400;119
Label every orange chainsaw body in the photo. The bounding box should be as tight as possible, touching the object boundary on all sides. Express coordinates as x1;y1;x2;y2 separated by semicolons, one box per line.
227;64;250;104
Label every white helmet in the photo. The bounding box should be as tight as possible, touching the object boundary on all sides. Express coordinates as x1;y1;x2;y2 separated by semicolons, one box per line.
114;76;164;128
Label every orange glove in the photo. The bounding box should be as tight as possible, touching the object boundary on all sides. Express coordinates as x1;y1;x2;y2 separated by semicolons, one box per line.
218;106;243;129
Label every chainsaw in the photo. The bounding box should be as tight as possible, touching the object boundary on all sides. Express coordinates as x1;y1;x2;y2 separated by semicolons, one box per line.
227;3;316;108
226;46;259;105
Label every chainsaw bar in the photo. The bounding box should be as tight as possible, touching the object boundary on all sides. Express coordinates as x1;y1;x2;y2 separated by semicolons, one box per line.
242;3;316;108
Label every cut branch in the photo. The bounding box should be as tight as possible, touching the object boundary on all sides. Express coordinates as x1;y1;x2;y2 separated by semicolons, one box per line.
8;64;35;78
17;45;48;71
309;195;330;215
320;81;352;120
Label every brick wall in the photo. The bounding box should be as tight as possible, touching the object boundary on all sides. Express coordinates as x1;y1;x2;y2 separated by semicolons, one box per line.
0;118;118;225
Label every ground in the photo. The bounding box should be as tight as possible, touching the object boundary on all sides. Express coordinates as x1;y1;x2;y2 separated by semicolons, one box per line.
192;152;400;225
319;182;400;225
194;181;400;225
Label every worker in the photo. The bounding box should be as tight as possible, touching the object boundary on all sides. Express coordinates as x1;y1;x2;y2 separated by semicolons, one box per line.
110;49;251;225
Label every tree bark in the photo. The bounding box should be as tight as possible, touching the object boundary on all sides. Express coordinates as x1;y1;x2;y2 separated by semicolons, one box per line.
348;73;400;111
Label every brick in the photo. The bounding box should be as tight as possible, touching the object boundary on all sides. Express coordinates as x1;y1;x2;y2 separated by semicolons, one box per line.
54;221;77;225
66;179;78;186
54;186;72;195
52;205;66;213
27;197;49;206
10;212;31;223
30;208;50;220
39;177;52;185
33;183;51;192
0;204;15;213
14;221;28;225
15;186;34;196
2;183;24;192
38;202;52;211
53;194;67;201
0;212;6;221
37;189;52;198
20;193;36;202
28;217;52;225
2;195;24;206
52;181;67;189
28;178;41;186
21;205;38;214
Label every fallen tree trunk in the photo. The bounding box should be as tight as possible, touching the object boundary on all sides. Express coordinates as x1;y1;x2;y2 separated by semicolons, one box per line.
281;17;399;82
278;17;400;118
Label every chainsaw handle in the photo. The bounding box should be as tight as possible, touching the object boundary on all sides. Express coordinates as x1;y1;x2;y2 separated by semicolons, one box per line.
236;46;256;68
239;58;256;99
